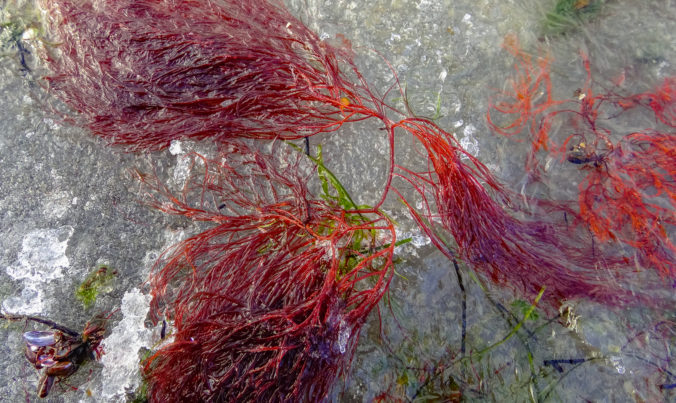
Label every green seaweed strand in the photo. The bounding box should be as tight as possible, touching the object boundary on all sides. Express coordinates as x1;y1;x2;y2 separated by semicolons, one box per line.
474;286;546;357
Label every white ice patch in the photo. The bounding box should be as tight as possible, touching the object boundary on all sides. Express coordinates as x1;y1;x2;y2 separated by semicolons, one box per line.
459;124;480;159
172;147;204;188
169;140;192;186
100;289;154;400
395;227;431;257
44;191;72;219
410;232;431;248
462;13;474;28
337;319;351;354
416;0;437;12
3;226;74;315
168;140;184;155
172;154;192;187
42;117;61;131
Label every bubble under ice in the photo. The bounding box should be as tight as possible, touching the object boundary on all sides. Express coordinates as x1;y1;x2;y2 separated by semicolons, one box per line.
3;226;74;315
99;288;154;400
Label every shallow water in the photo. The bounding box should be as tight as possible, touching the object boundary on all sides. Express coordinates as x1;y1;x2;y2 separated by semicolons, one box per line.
0;0;674;401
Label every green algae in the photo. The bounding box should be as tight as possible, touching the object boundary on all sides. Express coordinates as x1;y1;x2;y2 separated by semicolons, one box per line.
543;0;604;35
75;264;117;309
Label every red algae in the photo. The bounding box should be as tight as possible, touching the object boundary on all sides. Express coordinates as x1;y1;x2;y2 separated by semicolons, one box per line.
43;0;646;308
575;132;676;277
139;146;396;401
42;0;381;150
41;2;673;312
486;35;564;175
624;77;676;128
487;35;560;148
36;0;676;398
489;41;676;279
391;118;646;310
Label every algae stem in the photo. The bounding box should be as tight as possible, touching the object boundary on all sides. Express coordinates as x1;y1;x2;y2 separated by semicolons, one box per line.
474;286;546;357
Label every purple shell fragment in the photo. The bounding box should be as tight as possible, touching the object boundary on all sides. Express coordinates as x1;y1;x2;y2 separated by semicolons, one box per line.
23;330;57;347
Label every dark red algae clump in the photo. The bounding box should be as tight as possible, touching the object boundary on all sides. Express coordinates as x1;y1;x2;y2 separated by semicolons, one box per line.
138;146;396;402
42;0;372;150
392;118;652;311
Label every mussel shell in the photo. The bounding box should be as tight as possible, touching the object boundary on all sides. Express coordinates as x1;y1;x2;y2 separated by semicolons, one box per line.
38;356;57;368
45;360;78;377
37;374;55;398
24;346;38;365
23;330;57;347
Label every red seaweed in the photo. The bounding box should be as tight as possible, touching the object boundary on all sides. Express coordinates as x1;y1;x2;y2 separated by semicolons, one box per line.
621;77;676;128
489;40;676;279
44;0;642;307
42;0;382;150
41;1;673;310
35;1;676;398
486;35;561;148
486;35;565;176
575;132;676;277
391;118;647;309
138;145;396;401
